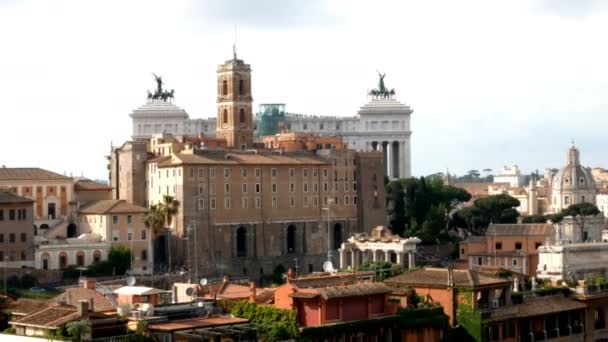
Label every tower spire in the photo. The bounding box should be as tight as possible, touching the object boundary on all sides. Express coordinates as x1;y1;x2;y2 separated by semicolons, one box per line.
233;24;237;60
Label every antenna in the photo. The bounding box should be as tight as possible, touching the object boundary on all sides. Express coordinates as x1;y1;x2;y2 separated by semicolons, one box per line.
126;276;136;286
199;278;208;286
233;24;237;59
322;261;336;273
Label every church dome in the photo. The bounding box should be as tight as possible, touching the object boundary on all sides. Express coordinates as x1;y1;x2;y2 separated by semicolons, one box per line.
552;145;596;196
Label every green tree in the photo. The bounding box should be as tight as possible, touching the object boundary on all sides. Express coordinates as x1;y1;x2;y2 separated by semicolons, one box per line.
386;181;407;236
108;246;132;275
561;202;600;242
453;194;521;236
66;320;88;342
272;264;286;285
143;204;164;237
521;214;547;224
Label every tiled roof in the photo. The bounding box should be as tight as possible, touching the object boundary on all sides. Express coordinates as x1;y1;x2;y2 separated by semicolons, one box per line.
7;299;50;316
486;224;552;236
74;179;112;191
291;273;359;288
0;192;34;204
291;282;391;300
79;200;146;214
0;168;72;181
485;295;586;323
52;288;115;312
158;152;328;167
384;268;511;289
461;236;486;244
11;304;80;328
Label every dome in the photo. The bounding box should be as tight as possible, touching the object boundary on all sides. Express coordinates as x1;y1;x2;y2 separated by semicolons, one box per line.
552;145;596;192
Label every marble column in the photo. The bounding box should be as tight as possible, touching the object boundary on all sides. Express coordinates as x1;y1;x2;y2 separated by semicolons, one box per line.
386;142;392;178
408;252;415;269
362;250;369;264
339;248;346;269
351;250;358;269
396;252;403;267
372;250;378;262
399;141;406;178
385;250;391;263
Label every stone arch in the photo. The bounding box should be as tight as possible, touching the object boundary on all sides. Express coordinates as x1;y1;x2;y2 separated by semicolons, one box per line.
93;250;102;263
239;108;246;123
40;224;49;230
59;252;68;269
222;80;228;95
76;251;85;267
333;223;343;250
222;109;228;124
67;223;77;238
41;252;50;270
287;224;296;254
236;226;247;257
238;79;244;95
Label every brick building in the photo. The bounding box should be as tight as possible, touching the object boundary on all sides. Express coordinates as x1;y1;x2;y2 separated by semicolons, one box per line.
0;192;35;267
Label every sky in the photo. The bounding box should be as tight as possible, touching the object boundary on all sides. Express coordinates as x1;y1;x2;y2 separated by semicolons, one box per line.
1;0;607;181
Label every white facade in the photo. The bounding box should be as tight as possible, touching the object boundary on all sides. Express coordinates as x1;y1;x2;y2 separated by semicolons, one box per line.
132;96;413;180
597;194;608;217
35;234;109;270
494;165;525;187
550;145;596;213
537;242;608;283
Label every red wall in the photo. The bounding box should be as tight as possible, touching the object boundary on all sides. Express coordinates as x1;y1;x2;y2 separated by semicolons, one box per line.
298;299;320;326
326;299;340;321
342;297;368;321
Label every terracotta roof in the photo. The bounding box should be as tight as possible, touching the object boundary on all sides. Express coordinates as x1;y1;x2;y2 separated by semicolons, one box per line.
291;273;360;288
485;295;586;323
291;282;391;300
486;224;552;236
7;299;50;316
79;200;146;214
53;288;115;312
11;304;80;328
461;236;486;244
0;168;72;181
147;316;249;332
74;179;112;191
158;152;328;167
0;192;34;204
384;268;511;289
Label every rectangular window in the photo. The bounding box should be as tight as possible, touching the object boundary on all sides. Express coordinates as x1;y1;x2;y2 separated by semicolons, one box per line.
127;231;133;241
271;168;277;177
242;198;248;209
141;230;147;240
241;168;247;177
225;198;231;209
290;197;295;208
255;183;261;193
127;215;132;225
198;198;206;209
344;182;349;192
353;182;357;191
304;183;308;193
9;209;15;221
22;209;26;220
210;198;216;210
255;168;261;177
313;183;318;192
535;242;542;249
20;250;26;261
323;183;328;192
289;168;295;178
353;196;357;205
0;234;3;243
112;215;118;224
272;197;278;208
323;169;328;178
290;183;295;193
210;183;216;194
333;182;338;192
20;233;26;242
198;183;204;194
272;183;277;193
242;183;247;193
17;209;22;220
303;168;308;177
313;196;319;207
209;167;216;177
303;196;309;208
225;183;230;194
344;196;349;205
189;167;194;178
255;197;261;208
313;168;318;177
9;233;15;243
0;210;3;221
515;242;522;250
224;168;230;177
198;167;205;178
495;242;502;250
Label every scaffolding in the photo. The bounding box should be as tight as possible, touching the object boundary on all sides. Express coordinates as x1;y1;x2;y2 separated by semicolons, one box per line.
256;103;286;137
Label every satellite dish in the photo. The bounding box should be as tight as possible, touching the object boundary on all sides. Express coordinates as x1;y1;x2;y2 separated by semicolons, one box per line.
197;301;204;307
126;276;136;286
323;261;335;273
199;278;208;286
186;287;194;296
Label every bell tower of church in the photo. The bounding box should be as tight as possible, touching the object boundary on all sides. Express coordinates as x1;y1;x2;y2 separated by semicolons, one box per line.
216;49;254;149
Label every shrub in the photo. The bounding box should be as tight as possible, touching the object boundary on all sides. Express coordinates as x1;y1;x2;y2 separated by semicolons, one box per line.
231;301;298;341
20;274;38;288
3;327;16;334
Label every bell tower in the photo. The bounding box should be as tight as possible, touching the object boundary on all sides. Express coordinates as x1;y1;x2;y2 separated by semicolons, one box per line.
216;49;254;149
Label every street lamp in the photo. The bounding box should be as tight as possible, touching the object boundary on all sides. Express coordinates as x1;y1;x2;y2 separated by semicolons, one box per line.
321;198;335;264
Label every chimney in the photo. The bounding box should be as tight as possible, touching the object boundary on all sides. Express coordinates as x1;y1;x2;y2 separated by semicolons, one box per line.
83;278;96;289
287;268;294;283
78;299;89;319
249;282;257;303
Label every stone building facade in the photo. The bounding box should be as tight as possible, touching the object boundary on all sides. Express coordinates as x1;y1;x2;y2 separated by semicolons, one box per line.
550;144;596;213
0;192;35;267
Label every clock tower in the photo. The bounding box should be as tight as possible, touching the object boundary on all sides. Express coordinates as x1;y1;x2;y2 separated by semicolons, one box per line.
216;49;254;149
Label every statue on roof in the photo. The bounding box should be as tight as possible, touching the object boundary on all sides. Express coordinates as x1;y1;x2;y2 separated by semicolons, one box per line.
368;71;395;99
147;73;175;102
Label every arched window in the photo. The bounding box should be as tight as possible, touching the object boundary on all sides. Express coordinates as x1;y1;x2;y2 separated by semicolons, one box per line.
222;80;228;95
287;225;296;254
141;249;148;261
333;223;342;250
239;79;244;95
76;251;85;267
59;252;67;269
236;227;247;257
239;109;246;123
93;250;102;263
223;109;228;124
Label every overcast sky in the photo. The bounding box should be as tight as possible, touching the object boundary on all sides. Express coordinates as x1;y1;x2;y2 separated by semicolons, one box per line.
1;0;607;180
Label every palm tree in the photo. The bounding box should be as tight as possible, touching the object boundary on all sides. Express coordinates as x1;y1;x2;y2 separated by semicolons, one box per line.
158;195;180;278
144;204;164;273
